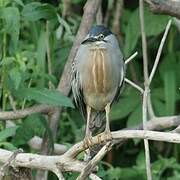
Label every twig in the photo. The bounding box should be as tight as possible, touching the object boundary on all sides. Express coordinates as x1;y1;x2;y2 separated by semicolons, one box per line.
125;78;144;94
139;1;149;82
53;169;65;180
142;87;152;180
125;51;138;64
46;21;54;89
89;174;102;180
149;19;172;84
139;0;152;179
77;142;111;180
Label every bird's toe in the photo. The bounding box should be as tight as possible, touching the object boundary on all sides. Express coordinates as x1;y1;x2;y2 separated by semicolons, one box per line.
83;135;93;149
103;130;113;142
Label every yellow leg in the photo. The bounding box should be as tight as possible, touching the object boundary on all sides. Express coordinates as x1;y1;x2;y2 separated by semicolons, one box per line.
85;105;91;137
104;103;112;140
84;106;93;148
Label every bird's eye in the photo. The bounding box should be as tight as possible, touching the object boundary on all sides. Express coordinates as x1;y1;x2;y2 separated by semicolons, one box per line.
98;34;104;40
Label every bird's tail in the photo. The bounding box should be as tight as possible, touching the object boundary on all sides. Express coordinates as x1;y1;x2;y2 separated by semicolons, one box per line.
89;110;105;134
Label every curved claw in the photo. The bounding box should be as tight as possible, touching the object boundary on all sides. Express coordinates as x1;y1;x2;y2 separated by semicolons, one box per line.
83;135;93;149
103;130;112;142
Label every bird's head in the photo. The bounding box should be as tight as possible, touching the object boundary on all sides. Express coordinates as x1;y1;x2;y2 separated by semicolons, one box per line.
81;25;113;45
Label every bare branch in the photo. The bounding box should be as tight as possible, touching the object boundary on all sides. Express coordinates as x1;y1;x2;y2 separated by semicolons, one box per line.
139;0;152;179
28;136;67;155
149;19;172;84
1;130;180;177
0;105;52;120
125;51;138;65
77;142;111;180
139;0;149;83
89;174;102;180
0;149;23;179
125;78;144;94
145;0;180;19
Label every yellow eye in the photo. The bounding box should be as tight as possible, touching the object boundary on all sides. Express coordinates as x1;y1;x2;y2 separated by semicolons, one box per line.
98;34;104;40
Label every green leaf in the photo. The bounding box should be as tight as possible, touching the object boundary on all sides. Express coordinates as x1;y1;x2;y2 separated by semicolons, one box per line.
0;0;11;7
13;114;45;146
127;105;142;128
0;142;17;150
0;57;15;66
111;89;141;121
14;0;24;7
124;6;169;56
159;53;177;115
14;88;74;108
0;126;18;142
152;98;166;116
164;71;176;115
9;68;22;90
0;7;20;51
57;15;72;35
22;2;57;21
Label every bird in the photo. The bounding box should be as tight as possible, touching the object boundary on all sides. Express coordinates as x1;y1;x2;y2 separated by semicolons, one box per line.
71;25;125;147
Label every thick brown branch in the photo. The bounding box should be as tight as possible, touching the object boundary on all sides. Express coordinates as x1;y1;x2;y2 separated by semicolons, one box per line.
145;0;180;19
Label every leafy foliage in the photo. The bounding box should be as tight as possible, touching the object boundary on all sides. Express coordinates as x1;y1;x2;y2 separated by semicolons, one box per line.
0;0;179;179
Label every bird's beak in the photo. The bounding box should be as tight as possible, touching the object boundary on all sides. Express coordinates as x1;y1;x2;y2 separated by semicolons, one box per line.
81;37;98;44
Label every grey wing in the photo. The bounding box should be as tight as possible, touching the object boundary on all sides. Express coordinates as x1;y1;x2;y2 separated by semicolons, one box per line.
71;48;86;119
113;49;125;103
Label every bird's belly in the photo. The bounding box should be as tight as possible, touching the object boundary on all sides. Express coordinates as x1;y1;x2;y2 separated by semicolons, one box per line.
82;48;118;110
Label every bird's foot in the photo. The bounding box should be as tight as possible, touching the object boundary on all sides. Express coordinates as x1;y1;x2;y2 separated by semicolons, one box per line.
83;135;93;149
103;129;112;142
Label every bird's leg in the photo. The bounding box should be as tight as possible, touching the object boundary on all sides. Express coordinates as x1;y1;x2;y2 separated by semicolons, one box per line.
83;105;93;149
104;103;112;141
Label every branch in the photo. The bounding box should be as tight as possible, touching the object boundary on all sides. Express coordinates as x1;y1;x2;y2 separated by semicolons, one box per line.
28;136;67;155
125;51;138;65
1;130;180;175
0;105;52;120
139;0;152;179
28;115;180;155
77;142;111;180
145;0;180;19
125;78;144;94
149;19;172;84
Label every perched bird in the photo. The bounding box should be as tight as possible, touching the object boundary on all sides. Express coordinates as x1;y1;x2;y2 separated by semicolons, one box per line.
71;25;125;146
